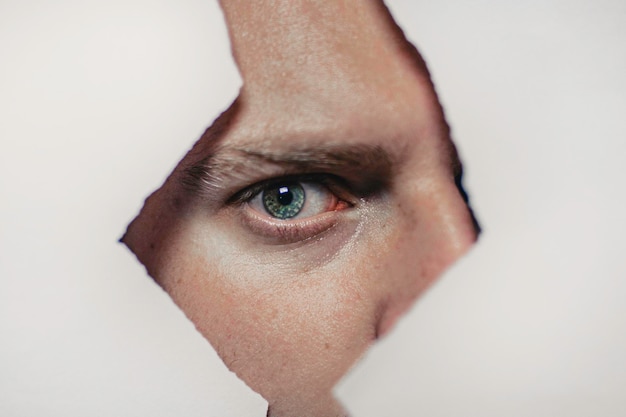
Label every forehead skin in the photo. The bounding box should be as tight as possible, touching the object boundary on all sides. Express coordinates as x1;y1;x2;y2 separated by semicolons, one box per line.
122;1;477;416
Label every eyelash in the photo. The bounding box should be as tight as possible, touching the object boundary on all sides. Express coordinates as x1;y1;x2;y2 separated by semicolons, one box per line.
227;173;350;205
227;174;355;243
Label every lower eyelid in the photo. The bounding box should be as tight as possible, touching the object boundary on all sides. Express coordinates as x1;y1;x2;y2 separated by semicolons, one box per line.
238;208;341;244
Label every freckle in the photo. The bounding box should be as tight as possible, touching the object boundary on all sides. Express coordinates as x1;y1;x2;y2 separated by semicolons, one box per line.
325;343;330;350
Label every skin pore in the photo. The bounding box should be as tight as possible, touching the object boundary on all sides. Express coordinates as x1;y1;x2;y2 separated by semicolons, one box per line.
122;1;478;416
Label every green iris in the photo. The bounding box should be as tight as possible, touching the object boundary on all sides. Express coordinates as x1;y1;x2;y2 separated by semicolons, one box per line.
262;183;305;219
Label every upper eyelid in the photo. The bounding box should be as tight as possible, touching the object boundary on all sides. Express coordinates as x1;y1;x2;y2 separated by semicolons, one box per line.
226;173;349;206
180;143;395;201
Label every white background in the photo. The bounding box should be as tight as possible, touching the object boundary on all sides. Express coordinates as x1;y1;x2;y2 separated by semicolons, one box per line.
2;1;625;416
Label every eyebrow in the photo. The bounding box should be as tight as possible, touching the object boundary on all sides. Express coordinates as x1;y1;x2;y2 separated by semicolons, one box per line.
181;143;395;198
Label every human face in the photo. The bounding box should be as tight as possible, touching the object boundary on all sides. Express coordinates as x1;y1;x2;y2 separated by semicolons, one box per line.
122;3;478;416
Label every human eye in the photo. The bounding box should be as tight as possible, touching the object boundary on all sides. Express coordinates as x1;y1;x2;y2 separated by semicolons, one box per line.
228;175;355;243
248;180;351;220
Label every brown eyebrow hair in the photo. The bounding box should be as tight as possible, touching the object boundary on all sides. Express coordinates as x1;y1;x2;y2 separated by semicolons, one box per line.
180;140;480;234
181;143;395;198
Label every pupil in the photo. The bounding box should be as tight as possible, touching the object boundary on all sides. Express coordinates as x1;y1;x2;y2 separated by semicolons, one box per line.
277;187;293;205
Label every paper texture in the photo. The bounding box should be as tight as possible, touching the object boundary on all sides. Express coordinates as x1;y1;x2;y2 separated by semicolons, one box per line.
1;1;266;415
337;1;626;415
3;0;625;416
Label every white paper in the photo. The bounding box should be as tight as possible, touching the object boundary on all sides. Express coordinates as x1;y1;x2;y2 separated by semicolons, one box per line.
3;1;625;416
0;1;266;415
337;1;626;416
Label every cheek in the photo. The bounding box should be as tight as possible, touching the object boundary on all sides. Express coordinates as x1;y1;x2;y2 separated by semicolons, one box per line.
155;224;384;400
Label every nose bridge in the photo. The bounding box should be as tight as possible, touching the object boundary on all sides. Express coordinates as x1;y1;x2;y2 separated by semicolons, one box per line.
373;169;477;338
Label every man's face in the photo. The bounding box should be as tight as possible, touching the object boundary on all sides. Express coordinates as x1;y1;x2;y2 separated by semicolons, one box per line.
122;11;477;414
